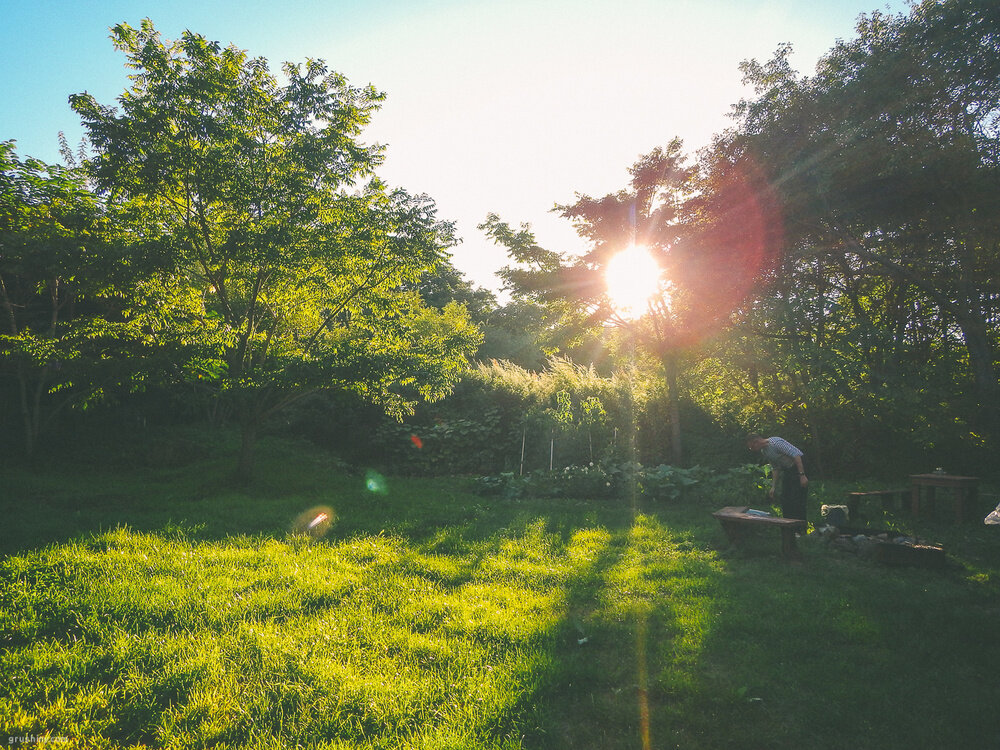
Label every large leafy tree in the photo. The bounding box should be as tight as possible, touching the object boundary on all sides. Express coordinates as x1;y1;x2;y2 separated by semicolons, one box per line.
703;0;1000;465
71;21;480;477
479;134;789;466
484;142;760;464
477;213;602;369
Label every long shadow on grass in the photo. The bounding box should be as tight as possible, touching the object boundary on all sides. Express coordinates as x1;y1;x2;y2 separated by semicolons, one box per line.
7;460;1000;750
678;540;1000;749
519;502;1000;750
460;498;1000;750
357;490;728;750
0;464;803;748
516;504;726;750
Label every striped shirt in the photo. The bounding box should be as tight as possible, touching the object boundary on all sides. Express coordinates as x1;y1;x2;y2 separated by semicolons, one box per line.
761;437;803;471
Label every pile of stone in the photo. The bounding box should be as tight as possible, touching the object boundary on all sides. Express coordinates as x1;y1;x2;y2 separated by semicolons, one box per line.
814;505;946;568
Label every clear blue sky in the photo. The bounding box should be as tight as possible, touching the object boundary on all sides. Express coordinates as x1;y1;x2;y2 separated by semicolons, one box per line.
1;0;907;292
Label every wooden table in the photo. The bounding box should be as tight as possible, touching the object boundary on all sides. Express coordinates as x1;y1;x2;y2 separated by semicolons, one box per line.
845;489;908;521
909;473;979;523
712;506;807;560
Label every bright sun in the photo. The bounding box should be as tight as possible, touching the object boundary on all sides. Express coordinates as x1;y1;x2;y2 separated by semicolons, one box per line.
605;245;662;319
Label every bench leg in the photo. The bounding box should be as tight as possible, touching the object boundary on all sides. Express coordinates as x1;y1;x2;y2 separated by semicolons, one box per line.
719;521;744;547
780;527;801;560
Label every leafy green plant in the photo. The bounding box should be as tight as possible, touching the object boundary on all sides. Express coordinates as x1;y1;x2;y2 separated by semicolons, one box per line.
472;462;761;503
376;408;505;475
70;21;481;480
638;464;705;501
698;463;771;505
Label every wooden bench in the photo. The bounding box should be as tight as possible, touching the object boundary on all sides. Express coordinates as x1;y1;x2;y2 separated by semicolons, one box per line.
712;506;807;560
845;489;908;520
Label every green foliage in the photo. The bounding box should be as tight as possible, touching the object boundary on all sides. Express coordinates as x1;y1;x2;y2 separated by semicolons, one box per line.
692;0;1000;473
473;462;768;504
638;463;705;501
6;0;999;486
0;141;174;456
477;214;607;367
485;142;722;467
68;20;481;476
375;408;505;476
413;257;497;324
373;357;654;476
364;354;754;478
580;395;606;426
551;389;573;427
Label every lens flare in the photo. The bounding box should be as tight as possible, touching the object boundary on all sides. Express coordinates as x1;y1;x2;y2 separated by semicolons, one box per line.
365;469;388;496
678;156;783;343
292;505;336;539
307;512;328;530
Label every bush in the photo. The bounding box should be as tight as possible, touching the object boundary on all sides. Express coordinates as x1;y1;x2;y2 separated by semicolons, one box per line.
639;464;708;501
472;462;770;503
472;465;623;500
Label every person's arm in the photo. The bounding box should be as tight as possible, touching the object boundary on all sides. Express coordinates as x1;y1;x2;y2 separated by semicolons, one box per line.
793;454;808;486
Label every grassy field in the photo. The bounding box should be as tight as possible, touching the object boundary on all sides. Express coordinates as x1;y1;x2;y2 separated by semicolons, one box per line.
2;433;999;749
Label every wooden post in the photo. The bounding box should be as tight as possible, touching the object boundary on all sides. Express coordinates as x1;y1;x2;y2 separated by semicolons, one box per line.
519;427;526;476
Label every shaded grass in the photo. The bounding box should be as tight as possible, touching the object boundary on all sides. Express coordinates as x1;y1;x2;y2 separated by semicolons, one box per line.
2;433;1000;748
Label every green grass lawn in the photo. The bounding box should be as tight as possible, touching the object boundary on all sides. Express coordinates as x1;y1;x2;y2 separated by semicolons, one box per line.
3;433;999;749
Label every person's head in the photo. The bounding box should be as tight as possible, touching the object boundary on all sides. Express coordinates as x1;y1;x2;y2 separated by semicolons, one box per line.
746;433;768;452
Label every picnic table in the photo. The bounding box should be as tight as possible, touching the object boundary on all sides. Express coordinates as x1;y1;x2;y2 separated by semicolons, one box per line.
712;506;807;560
845;488;908;520
910;473;979;523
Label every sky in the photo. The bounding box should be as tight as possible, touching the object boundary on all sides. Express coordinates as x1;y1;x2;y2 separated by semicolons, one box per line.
1;0;907;294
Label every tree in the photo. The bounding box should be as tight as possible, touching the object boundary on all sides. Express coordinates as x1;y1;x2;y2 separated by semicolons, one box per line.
411;256;496;324
0;142;146;457
478;213;606;369
71;21;480;478
481;142;762;465
553;142;703;464
698;0;1000;467
478;138;789;466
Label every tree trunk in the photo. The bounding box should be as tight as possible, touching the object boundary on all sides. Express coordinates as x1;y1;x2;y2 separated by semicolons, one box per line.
663;353;683;466
16;361;45;459
17;369;35;459
236;420;257;482
956;312;1000;437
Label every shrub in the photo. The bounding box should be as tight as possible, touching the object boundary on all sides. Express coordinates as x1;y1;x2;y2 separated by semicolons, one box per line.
472;462;769;503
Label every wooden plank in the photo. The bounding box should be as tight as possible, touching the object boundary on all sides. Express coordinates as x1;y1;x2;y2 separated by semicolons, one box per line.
712;506;806;560
712;506;806;527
